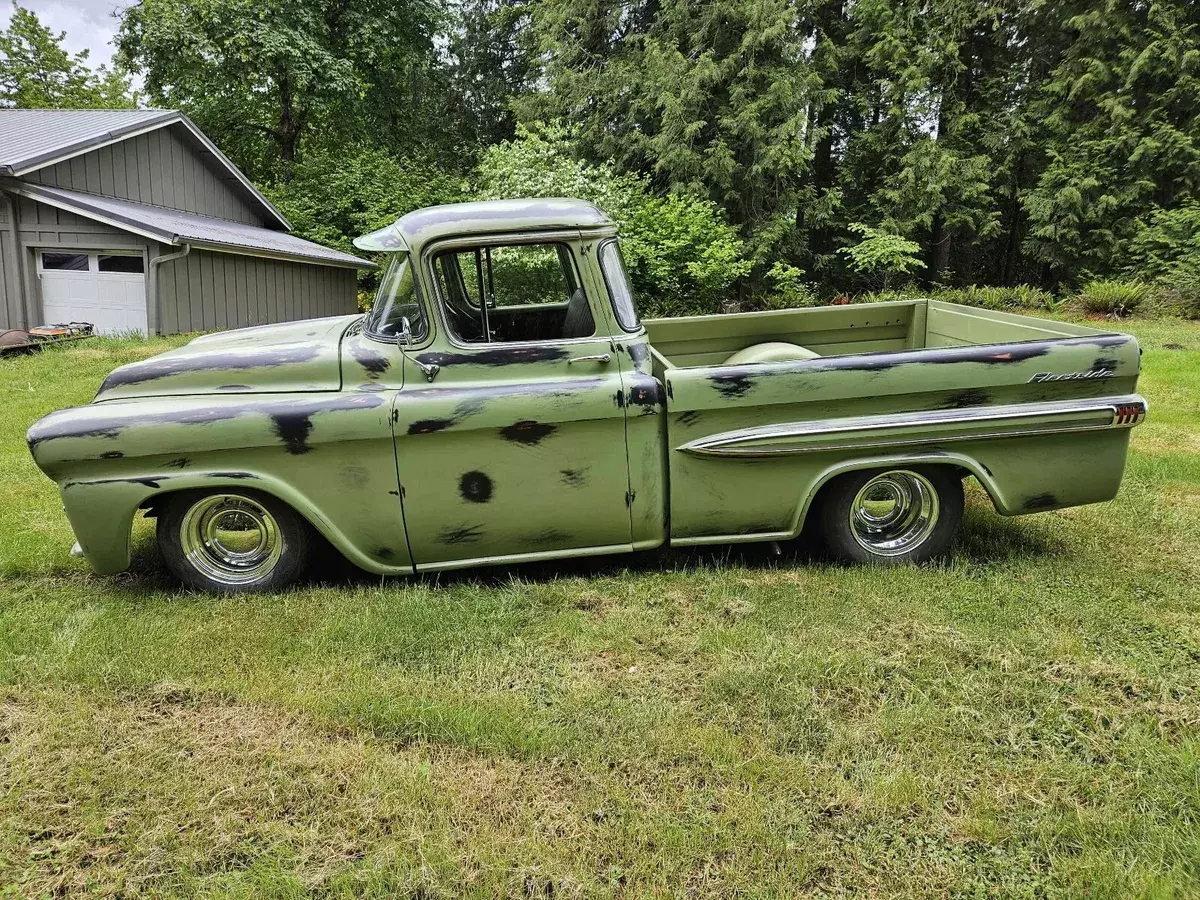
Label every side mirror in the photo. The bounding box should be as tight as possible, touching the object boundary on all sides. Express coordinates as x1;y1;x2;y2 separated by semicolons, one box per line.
397;316;413;346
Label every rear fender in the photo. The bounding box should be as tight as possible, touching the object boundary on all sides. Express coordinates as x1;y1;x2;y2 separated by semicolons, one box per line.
789;451;1003;536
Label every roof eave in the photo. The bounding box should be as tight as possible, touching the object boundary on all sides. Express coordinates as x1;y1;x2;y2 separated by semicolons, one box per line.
1;110;292;233
3;178;176;244
185;238;376;269
3;180;374;269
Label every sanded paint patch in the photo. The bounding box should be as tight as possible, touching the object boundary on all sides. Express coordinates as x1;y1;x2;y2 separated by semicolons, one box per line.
500;420;557;445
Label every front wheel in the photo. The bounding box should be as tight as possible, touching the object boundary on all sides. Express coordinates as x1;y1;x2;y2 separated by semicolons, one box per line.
815;466;963;564
156;490;310;592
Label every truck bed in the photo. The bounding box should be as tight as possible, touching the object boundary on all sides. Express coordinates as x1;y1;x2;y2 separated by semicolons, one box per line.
642;299;1143;545
645;299;1106;370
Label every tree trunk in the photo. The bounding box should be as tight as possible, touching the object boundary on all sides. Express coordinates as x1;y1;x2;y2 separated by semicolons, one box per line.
275;72;306;180
930;212;951;282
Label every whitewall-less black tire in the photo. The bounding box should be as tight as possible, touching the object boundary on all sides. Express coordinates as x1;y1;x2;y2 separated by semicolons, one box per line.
156;490;310;592
815;466;963;564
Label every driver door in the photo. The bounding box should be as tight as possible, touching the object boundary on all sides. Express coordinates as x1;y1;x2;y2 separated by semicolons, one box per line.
392;235;634;570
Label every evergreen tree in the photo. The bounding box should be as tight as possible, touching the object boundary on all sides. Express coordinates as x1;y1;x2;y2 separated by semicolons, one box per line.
1023;0;1200;283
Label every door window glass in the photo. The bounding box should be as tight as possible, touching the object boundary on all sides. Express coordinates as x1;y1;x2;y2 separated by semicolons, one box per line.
433;242;594;343
598;241;640;331
98;254;144;274
41;252;89;271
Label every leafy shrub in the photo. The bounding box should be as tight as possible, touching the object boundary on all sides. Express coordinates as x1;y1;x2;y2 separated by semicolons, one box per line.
1076;280;1150;317
476;123;751;317
265;146;468;287
762;262;820;309
837;223;924;289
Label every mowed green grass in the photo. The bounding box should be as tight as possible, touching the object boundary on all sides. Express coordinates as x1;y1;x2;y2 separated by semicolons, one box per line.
1;318;1199;898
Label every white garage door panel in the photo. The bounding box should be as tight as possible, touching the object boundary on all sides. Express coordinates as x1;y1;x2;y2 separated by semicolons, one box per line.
38;251;148;336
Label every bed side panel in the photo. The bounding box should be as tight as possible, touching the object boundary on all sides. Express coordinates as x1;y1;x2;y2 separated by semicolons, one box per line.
663;330;1142;541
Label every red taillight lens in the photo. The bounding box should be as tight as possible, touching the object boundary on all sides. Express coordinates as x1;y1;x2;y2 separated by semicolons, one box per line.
1113;403;1143;426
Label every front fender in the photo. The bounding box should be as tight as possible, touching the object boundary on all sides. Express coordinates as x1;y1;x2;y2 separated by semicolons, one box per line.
29;391;412;575
59;469;413;576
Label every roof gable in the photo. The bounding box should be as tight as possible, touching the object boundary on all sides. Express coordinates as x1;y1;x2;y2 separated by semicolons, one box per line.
0;109;290;231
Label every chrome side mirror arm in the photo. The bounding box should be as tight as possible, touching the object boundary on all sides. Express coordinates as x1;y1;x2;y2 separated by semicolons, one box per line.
397;317;440;383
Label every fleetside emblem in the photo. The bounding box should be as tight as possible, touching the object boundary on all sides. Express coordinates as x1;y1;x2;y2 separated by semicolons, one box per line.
1028;369;1115;383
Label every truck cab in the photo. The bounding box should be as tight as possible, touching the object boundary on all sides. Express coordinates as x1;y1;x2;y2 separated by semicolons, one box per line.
350;199;660;570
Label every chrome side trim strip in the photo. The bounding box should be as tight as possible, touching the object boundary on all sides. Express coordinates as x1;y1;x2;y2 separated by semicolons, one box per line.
678;395;1147;458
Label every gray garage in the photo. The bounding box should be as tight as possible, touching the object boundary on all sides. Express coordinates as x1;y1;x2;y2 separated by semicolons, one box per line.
0;109;371;335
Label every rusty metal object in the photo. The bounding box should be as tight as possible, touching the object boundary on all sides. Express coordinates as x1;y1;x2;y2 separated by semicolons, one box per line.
0;329;32;350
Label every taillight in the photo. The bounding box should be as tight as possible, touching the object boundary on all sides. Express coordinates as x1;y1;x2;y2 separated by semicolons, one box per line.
1113;403;1144;426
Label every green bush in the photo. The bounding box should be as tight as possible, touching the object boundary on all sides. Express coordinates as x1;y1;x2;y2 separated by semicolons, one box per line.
837;224;924;290
762;262;820;309
851;284;1058;312
1075;280;1150;317
476;123;752;318
264;146;468;287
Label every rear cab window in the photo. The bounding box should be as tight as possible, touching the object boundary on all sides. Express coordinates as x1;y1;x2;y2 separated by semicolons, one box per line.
598;240;641;332
431;241;595;344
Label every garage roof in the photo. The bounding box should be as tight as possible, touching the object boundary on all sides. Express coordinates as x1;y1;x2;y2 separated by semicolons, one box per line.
11;181;373;269
0;109;290;230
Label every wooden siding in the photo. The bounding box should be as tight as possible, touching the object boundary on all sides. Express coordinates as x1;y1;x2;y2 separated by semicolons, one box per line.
0;193;22;329
24;123;266;226
157;248;358;335
15;195;146;248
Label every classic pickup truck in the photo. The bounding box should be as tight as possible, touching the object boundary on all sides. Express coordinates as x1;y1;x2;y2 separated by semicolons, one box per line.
27;199;1147;591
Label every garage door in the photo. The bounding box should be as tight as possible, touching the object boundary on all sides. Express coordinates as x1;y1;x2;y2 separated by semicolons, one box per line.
37;250;148;336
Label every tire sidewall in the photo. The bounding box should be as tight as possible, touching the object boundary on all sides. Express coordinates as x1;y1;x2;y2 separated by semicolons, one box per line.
817;465;964;564
156;489;310;592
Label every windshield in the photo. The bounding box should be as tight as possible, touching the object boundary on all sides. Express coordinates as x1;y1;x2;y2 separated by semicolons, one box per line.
366;253;427;341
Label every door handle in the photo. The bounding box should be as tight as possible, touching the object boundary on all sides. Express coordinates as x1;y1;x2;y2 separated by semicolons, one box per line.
567;353;612;365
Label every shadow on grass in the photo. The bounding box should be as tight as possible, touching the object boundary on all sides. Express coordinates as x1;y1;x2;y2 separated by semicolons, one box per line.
111;499;1064;597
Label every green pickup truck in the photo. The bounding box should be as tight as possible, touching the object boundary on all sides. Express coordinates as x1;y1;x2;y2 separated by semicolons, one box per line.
27;199;1146;591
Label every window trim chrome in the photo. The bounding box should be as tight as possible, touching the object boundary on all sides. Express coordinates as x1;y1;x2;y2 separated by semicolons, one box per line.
597;238;642;333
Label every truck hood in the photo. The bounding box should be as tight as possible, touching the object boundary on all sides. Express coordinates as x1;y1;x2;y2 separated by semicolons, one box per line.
95;315;363;401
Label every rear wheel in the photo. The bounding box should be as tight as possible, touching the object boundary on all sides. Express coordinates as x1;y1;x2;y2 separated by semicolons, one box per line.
815;466;963;564
156;490;309;592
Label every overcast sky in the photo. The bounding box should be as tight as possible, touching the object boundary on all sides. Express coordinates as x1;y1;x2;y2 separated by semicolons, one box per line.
1;0;127;70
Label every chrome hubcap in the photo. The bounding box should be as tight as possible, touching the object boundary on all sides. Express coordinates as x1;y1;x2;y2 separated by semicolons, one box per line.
180;494;281;585
849;470;940;557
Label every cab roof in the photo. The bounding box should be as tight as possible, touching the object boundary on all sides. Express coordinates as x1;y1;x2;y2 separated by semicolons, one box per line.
353;198;615;253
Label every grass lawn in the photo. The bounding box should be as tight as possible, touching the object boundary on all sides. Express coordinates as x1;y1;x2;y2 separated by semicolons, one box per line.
1;316;1199;898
